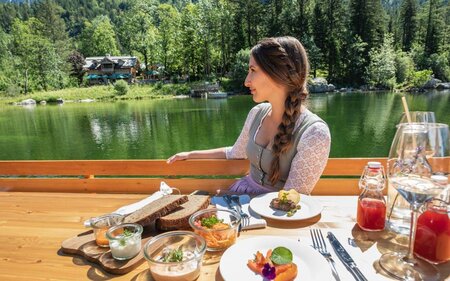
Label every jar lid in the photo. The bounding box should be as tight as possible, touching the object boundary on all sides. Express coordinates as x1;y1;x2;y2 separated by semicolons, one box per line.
368;162;382;169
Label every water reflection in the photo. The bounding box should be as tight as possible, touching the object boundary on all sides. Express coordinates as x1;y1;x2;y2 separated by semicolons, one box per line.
0;91;448;160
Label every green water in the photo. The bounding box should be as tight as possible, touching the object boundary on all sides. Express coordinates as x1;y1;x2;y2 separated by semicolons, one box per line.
0;91;448;160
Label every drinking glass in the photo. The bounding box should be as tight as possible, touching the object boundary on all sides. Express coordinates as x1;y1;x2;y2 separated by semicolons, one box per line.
399;111;436;124
387;111;437;235
379;123;448;280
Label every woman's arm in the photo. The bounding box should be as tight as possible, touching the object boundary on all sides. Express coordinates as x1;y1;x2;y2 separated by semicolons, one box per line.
166;148;226;164
284;122;331;194
168;105;262;164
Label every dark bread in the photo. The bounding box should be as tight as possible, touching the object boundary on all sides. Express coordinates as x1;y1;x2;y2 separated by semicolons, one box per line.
156;195;210;230
123;195;188;227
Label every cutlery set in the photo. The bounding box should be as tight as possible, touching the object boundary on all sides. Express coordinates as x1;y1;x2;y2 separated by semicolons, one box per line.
310;229;368;281
223;195;250;230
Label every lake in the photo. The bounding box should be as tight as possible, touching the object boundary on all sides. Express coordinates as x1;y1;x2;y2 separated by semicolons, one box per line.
0;91;448;160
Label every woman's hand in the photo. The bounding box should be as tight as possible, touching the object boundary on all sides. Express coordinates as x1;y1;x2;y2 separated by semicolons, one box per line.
167;152;190;164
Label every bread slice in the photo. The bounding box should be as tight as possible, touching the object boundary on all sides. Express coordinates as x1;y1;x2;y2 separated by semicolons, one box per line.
156;195;210;230
123;195;188;227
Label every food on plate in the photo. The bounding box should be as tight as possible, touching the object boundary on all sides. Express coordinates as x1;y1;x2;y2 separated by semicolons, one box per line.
123;195;188;227
156;195;210;230
192;214;236;249
247;246;298;281
270;190;301;217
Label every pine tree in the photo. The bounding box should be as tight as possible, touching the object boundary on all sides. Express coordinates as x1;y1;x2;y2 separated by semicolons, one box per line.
400;0;418;51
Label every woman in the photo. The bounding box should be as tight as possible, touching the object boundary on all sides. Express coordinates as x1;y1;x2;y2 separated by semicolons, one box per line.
167;36;331;195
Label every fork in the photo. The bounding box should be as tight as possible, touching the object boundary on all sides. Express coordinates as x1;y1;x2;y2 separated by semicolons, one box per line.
230;195;250;229
310;229;340;281
223;195;243;232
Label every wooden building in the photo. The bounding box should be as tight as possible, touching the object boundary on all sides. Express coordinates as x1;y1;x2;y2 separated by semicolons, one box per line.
84;55;140;85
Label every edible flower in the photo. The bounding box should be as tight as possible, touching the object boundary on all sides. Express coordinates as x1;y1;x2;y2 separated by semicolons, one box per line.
262;263;276;280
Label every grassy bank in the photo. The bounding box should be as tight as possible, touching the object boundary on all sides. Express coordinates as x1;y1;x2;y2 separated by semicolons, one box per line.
0;83;192;105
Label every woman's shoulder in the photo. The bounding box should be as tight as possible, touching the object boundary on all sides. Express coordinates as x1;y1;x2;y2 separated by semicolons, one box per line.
296;109;330;137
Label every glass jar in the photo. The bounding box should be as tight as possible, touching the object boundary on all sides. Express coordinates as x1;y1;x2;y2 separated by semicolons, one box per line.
414;198;449;264
90;214;124;247
106;223;143;260
357;162;387;231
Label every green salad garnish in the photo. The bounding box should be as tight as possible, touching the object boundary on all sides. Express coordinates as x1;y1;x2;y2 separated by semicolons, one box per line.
162;248;184;262
270;247;293;265
119;228;134;246
200;215;223;228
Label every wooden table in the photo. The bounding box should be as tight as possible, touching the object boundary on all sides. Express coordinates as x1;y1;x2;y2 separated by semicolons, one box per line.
0;192;448;280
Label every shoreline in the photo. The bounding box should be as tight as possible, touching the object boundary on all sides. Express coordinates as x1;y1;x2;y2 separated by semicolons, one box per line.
1;84;448;106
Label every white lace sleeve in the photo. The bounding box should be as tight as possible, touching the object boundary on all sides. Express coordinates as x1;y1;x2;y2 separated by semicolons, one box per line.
284;122;331;194
225;106;260;159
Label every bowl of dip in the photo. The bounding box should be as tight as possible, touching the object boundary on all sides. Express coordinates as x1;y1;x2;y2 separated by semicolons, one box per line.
106;223;143;260
90;213;124;247
143;231;206;281
189;208;240;251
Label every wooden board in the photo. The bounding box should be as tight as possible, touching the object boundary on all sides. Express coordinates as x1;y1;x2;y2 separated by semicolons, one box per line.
61;230;152;275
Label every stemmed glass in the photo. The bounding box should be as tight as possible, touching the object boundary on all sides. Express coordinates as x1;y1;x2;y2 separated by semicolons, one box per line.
387;112;437;235
399;111;436;124
379;123;449;280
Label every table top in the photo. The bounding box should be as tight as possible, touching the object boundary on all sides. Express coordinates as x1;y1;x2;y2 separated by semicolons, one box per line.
0;192;448;281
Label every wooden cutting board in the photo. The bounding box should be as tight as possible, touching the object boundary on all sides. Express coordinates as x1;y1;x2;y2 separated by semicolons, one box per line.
61;230;153;275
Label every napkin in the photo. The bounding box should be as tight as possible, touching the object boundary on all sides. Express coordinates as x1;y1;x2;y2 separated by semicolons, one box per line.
211;195;267;230
84;182;176;227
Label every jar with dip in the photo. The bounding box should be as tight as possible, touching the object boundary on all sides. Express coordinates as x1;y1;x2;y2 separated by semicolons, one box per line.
106;223;143;260
90;214;124;247
144;231;206;281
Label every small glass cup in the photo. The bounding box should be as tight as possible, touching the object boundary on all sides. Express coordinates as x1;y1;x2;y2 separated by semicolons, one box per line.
90;214;124;247
188;208;240;251
106;223;143;260
143;231;206;281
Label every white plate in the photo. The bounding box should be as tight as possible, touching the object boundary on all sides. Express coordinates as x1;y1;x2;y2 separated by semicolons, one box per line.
220;236;332;281
249;192;323;221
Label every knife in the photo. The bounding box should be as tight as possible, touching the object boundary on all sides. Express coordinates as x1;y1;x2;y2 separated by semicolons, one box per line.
327;232;368;281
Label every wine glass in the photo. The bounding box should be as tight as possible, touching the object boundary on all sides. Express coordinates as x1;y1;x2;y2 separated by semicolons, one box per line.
399;111;436;124
379;123;448;280
387;112;437;235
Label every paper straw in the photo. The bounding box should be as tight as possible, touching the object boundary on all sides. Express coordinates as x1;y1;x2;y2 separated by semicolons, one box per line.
401;96;412;123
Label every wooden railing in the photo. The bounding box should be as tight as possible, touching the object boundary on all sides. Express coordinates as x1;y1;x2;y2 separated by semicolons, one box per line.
0;158;387;195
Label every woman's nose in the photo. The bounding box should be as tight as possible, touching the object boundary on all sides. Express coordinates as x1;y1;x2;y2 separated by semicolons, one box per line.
244;75;250;87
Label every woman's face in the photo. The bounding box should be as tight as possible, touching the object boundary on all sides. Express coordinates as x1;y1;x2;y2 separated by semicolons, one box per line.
244;55;286;103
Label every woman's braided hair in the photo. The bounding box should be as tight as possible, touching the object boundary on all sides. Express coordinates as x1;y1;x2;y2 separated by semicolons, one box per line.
251;36;310;186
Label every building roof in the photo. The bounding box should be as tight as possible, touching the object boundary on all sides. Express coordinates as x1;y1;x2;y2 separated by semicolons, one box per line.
84;55;138;70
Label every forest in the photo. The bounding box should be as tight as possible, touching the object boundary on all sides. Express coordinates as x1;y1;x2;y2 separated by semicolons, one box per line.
0;0;448;95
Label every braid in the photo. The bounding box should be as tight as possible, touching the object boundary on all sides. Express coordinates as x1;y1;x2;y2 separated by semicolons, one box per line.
251;36;310;186
269;90;301;185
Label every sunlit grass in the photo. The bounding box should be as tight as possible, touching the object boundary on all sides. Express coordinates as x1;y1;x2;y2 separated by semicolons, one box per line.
0;84;174;105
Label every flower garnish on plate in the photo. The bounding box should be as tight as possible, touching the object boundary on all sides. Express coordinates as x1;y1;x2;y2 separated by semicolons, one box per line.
247;246;298;281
